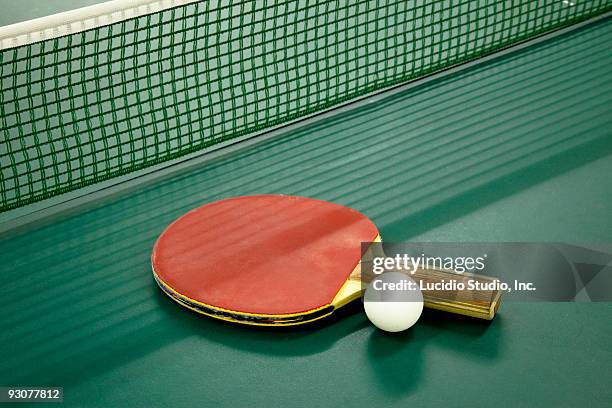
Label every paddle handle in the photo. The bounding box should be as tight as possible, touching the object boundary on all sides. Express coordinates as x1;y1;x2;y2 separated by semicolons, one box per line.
361;237;502;319
359;264;502;320
410;267;502;320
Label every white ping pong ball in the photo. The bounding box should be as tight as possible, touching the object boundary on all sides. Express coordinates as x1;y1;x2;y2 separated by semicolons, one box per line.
363;272;423;332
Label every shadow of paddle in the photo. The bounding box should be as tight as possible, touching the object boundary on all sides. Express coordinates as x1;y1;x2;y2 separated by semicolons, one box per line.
153;287;371;356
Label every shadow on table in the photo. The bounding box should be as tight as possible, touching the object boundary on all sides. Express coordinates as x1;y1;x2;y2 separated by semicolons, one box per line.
151;284;504;398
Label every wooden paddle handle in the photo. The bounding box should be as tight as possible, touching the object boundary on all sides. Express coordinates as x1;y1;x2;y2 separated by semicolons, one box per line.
359;263;502;320
361;238;501;319
410;267;502;320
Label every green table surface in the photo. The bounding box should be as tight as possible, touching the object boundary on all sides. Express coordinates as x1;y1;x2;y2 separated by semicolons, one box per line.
0;0;104;26
1;16;611;408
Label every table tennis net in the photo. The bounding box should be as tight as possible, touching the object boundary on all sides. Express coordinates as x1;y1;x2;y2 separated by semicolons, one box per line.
1;0;610;212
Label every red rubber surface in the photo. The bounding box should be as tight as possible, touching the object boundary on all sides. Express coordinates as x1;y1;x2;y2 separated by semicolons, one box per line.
152;195;379;315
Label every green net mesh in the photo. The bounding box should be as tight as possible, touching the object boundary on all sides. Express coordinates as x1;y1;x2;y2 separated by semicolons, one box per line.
1;0;610;212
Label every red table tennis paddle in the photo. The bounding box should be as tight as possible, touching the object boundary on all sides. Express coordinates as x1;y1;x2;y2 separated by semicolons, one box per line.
152;195;501;326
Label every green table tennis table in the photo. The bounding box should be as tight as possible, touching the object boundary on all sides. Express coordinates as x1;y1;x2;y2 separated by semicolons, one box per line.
0;1;611;407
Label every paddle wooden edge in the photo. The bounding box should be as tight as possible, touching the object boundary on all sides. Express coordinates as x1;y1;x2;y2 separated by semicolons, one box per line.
152;263;335;326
